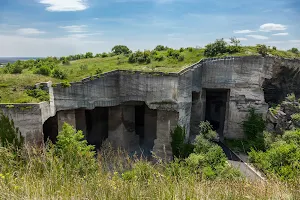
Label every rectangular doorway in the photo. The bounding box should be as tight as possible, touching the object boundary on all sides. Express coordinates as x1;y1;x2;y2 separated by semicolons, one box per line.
205;89;229;139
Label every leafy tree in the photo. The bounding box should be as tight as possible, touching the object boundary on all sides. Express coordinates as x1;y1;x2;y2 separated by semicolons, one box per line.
229;37;240;46
154;45;168;51
256;44;268;56
204;39;228;57
85;52;94;58
112;45;131;55
288;47;299;54
242;108;265;140
0;113;24;150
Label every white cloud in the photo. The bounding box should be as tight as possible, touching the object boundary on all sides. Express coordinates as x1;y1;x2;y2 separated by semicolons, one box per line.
17;28;45;35
39;0;88;12
237;37;248;41
233;30;256;34
272;32;289;36
289;40;300;43
259;23;287;32
59;25;87;33
246;35;269;40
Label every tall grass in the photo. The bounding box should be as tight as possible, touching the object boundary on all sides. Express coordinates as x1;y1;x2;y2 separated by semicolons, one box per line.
0;143;299;200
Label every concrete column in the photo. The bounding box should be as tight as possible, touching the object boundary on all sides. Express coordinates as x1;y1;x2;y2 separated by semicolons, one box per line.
108;105;139;152
153;110;178;161
143;106;157;155
75;109;87;136
190;90;206;139
57;110;76;132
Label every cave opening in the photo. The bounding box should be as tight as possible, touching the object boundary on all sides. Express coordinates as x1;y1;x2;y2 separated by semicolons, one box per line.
85;107;109;150
43;115;58;143
205;89;229;139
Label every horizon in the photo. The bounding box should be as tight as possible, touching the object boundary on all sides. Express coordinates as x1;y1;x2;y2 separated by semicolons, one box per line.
0;0;299;57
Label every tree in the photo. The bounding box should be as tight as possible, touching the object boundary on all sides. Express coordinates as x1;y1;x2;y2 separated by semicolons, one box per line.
204;39;228;57
288;47;299;54
229;37;240;47
111;45;131;55
85;52;93;58
256;44;268;56
154;45;168;51
0;113;24;150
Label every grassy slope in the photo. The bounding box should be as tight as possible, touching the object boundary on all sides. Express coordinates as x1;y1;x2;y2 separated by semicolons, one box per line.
0;46;299;103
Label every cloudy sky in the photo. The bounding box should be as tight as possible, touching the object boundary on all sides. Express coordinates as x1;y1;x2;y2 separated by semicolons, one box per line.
0;0;299;57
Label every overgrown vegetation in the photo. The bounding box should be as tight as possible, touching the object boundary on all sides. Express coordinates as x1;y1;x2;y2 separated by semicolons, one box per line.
249;129;300;180
1;42;300;103
0;120;299;198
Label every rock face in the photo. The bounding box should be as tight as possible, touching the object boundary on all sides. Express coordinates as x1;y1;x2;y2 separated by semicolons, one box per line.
1;55;299;158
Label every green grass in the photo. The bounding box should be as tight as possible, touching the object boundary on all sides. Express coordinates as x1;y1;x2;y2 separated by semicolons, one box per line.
0;46;299;103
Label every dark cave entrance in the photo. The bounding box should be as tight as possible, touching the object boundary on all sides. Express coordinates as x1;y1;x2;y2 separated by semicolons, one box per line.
205;89;229;139
135;103;157;156
85;107;109;150
43;115;58;143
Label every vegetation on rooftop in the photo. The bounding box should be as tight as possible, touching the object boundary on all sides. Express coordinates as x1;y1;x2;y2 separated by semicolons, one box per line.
0;38;299;103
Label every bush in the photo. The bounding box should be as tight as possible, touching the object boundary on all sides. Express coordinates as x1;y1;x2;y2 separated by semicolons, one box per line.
154;45;168;51
204;39;228;57
95;68;102;74
112;45;131;55
0;113;24;150
179;47;184;52
178;55;185;61
288;47;299;54
61;81;71;88
101;52;108;58
242;108;265;140
52;68;67;79
249;129;300;180
128;50;151;64
35;66;51;76
53;123;97;174
26;89;49;102
153;54;164;61
4;63;23;74
256;44;268;56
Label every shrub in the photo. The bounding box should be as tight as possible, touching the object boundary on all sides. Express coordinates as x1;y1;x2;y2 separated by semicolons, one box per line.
167;49;180;59
154;45;168;51
179;47;184;52
288;47;299;54
249;129;300;180
178;55;185;61
35;66;51;76
26;89;49;102
4;63;23;74
95;68;102;74
242;108;265;140
286;93;296;102
80;64;88;71
291;113;300;123
53;123;97;174
112;45;131;55
52;68;67;79
256;44;268;56
204;39;228;57
101;52;108;58
0;113;24;150
85;52;93;58
61;81;71;88
128;50;151;64
62;58;70;65
153;54;164;61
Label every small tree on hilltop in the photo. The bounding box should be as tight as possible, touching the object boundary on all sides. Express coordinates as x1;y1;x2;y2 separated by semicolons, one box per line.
112;45;131;55
256;44;268;57
288;47;299;54
0;113;24;150
204;38;228;57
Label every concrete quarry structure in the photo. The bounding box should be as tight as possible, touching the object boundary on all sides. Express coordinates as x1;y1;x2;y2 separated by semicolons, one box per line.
1;55;300;158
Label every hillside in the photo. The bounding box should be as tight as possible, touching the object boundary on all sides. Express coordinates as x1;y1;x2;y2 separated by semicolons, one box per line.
0;43;299;104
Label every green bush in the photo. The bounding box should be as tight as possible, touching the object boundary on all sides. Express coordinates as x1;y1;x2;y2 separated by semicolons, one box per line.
26;89;49;102
286;93;296;102
0;113;24;150
53;123;97;175
154;45;168;51
35;66;51;76
288;47;299;54
291;113;300;123
171;125;194;158
204;39;228;57
112;45;131;55
178;55;185;61
242;108;265;140
52;68;67;79
249;129;300;180
179;47;184;52
256;44;268;56
128;50;151;64
61;81;71;88
4;63;23;74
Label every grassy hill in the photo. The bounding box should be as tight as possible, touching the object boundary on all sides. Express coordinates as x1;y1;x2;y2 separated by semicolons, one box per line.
0;44;299;104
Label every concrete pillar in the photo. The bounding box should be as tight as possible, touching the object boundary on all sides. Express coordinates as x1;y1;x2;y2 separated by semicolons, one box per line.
153;110;178;161
190;90;206;138
143;106;157;155
75;109;87;136
108;105;139;152
57;110;76;132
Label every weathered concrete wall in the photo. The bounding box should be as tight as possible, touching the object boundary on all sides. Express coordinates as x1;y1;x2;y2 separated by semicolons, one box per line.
1;56;299;151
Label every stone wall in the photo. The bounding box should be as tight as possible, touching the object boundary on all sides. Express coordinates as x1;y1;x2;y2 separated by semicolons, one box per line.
1;55;300;152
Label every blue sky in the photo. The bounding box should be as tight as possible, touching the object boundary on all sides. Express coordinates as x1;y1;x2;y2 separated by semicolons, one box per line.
0;0;299;57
